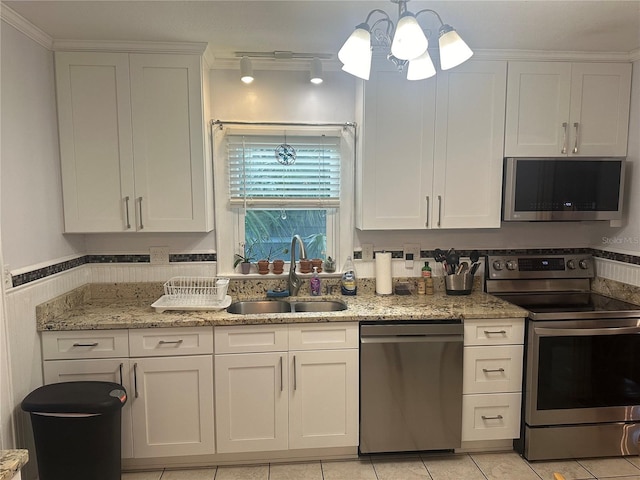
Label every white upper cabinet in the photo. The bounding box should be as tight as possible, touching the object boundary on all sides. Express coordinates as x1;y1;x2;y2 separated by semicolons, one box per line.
56;51;213;233
356;60;507;230
505;62;632;157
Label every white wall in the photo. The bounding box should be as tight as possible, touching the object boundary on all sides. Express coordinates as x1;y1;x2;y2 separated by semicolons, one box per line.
0;21;85;272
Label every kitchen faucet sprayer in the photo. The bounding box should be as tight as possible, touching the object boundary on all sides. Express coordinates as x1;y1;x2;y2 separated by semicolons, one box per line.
288;235;307;296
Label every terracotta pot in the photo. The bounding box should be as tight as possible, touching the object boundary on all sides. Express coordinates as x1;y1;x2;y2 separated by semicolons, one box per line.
257;259;270;275
299;259;312;274
311;258;323;273
272;259;285;274
239;262;251;274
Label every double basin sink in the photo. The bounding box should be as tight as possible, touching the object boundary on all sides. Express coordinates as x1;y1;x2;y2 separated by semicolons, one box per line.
227;299;347;315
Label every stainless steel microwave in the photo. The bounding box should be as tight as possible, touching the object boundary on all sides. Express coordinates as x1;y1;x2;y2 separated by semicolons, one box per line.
503;157;625;221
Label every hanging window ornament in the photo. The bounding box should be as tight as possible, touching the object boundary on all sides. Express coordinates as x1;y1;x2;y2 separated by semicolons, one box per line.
275;131;296;165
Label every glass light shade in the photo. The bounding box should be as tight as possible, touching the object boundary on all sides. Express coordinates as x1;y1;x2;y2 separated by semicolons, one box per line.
341;47;372;80
310;57;323;84
406;50;436;80
391;12;429;61
438;25;473;70
338;24;371;65
240;56;254;84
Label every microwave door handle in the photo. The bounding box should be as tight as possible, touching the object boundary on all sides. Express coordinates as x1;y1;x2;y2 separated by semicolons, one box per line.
535;325;640;336
572;122;579;154
561;122;568;154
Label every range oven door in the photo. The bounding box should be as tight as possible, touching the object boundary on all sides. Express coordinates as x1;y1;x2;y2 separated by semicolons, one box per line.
526;318;640;426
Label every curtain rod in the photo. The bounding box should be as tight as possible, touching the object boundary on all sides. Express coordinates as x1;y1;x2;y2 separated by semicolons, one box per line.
211;120;356;129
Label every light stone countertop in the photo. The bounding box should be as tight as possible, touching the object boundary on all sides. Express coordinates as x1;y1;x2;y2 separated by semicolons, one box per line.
0;450;28;480
36;281;528;331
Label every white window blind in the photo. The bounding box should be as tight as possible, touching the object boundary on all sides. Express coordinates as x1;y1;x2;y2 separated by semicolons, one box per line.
228;134;341;207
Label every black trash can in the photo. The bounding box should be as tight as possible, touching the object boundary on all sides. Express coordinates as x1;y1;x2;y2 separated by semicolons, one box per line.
21;381;127;480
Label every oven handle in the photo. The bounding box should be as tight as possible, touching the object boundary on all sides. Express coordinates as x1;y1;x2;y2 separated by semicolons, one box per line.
535;325;640;336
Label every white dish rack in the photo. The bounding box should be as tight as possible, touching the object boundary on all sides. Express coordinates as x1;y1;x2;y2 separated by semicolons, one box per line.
151;276;231;312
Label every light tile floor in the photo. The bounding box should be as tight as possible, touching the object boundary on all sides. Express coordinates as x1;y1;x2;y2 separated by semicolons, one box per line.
121;452;640;480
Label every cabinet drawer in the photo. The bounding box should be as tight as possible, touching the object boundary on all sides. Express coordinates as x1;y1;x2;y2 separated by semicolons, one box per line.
129;327;213;357
464;318;524;346
215;325;288;354
462;393;522;441
288;323;358;350
463;345;523;394
42;330;129;360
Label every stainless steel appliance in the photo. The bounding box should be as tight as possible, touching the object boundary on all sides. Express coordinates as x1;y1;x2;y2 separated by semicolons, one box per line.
359;322;463;454
486;254;640;460
502;158;625;221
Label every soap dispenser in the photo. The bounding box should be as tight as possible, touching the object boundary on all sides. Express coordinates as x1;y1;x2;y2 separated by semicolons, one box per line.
310;267;321;296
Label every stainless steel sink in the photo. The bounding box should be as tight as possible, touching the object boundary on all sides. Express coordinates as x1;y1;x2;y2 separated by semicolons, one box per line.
226;300;291;315
226;299;347;314
292;300;347;312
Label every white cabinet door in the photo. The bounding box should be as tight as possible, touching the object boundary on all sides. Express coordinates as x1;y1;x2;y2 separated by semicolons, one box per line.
288;349;358;449
569;63;632;157
42;358;134;459
214;352;288;453
505;62;571;157
433;61;507;229
356;64;437;230
129;54;210;232
130;355;214;458
55;52;135;232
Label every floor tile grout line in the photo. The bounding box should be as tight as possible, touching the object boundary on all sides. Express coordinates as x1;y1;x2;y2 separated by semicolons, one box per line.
467;452;491;480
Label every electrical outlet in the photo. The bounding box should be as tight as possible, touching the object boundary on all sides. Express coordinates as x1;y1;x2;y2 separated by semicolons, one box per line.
3;265;12;289
362;243;374;262
150;247;170;265
403;243;421;269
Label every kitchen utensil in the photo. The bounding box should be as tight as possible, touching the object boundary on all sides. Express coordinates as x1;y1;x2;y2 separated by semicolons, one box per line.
446;250;459;272
469;262;481;276
469;250;481;275
433;249;446;263
457;262;469;275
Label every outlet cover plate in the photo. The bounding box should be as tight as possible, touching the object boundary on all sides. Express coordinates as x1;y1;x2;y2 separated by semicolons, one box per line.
150;247;170;265
404;243;421;266
362;244;374;262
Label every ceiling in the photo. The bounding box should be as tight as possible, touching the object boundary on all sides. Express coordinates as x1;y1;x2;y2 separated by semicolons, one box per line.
3;0;640;61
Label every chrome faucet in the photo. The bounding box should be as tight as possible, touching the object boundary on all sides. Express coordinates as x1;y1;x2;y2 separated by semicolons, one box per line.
288;235;307;296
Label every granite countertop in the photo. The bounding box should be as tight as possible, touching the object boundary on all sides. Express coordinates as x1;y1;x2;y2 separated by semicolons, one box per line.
37;281;528;331
0;450;28;480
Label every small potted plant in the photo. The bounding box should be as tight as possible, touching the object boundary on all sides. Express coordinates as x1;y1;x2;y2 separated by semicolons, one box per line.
256;246;275;275
234;242;256;274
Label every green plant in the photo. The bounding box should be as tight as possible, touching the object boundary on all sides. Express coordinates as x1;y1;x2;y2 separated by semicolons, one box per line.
233;241;257;268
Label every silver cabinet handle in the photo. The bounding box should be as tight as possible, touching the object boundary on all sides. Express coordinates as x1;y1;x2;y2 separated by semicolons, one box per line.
482;368;505;373
72;342;98;347
124;196;131;229
484;330;507;335
133;362;139;398
293;355;297;391
572;122;579;154
279;356;283;392
137;197;144;230
425;196;430;228
437;195;442;227
158;339;183;345
561;122;568;154
481;415;503;420
119;362;124;386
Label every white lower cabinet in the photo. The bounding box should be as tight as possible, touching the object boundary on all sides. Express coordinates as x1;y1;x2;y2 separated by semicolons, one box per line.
41;327;214;460
214;323;359;454
461;318;525;442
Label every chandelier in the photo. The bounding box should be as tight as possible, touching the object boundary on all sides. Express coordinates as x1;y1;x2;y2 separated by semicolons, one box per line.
338;0;473;81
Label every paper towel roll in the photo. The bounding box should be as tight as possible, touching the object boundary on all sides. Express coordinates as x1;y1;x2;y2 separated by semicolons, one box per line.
375;252;392;295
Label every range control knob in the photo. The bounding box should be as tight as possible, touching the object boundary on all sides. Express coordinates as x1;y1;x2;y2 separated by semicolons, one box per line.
566;259;576;270
506;260;518;271
492;260;504;271
579;259;590;269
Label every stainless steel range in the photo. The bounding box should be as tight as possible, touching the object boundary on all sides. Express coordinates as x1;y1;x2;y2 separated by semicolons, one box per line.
486;254;640;461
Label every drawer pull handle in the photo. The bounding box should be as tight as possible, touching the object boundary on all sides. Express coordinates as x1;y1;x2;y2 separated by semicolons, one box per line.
481;415;503;420
158;339;183;345
134;362;139;398
484;330;506;335
119;362;124;386
72;342;99;347
483;368;505;373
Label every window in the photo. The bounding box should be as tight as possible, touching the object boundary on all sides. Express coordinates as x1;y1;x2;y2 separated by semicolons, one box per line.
227;133;341;263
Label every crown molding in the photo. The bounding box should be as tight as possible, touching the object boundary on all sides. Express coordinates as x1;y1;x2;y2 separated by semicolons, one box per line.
0;3;53;50
52;39;207;55
466;49;634;63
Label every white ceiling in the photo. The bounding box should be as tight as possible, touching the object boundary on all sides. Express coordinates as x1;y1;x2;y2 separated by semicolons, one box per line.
3;0;640;60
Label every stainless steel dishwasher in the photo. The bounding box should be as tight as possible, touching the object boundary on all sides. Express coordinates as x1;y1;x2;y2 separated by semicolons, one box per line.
360;321;463;454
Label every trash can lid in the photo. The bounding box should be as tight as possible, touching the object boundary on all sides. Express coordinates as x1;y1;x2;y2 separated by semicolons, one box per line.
21;381;127;414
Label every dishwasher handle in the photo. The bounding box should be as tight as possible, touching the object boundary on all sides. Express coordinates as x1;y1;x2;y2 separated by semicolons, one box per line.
361;334;463;344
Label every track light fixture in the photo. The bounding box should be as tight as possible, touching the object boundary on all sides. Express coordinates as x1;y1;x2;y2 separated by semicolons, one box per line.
338;0;473;81
235;51;331;84
239;56;254;84
310;57;323;84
